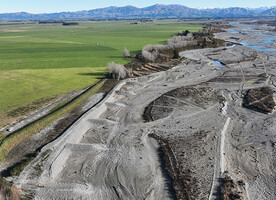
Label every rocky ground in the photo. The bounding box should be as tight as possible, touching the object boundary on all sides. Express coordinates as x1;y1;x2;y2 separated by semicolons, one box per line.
11;43;276;200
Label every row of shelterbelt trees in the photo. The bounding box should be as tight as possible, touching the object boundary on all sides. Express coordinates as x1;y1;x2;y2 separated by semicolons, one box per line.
107;30;200;79
141;31;197;62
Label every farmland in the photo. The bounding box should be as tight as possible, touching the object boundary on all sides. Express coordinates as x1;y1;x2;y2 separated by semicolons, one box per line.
0;20;202;128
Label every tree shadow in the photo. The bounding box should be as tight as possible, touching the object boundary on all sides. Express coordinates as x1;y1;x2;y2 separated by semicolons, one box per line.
156;145;178;200
108;56;124;58
77;72;107;78
1;152;38;177
213;178;224;200
149;135;177;200
130;50;138;54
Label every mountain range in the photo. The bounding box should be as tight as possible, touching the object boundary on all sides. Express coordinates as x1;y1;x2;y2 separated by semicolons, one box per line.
1;4;276;20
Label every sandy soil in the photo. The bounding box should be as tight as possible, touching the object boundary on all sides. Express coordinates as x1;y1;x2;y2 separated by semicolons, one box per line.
12;42;276;200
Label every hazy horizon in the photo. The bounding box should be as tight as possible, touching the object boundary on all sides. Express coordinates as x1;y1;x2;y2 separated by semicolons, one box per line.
1;1;276;14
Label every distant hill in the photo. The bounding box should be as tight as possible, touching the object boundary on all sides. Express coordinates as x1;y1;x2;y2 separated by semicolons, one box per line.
249;6;275;12
0;4;276;20
261;7;276;16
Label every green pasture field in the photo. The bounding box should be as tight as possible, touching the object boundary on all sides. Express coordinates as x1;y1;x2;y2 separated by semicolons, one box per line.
0;20;202;127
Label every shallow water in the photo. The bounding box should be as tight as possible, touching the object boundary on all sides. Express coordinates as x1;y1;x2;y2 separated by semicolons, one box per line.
226;44;236;48
213;61;223;68
229;28;239;34
228;22;276;56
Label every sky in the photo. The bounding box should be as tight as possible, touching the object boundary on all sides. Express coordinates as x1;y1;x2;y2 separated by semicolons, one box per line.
0;0;275;14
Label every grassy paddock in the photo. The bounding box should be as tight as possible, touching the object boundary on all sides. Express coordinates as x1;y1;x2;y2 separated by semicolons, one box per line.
0;80;105;162
0;20;202;128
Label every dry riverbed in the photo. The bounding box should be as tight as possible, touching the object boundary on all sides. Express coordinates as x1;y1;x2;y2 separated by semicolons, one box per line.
6;33;276;199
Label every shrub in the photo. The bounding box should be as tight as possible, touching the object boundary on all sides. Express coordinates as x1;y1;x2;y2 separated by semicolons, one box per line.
178;30;190;36
220;176;243;200
202;38;207;48
173;50;180;59
107;62;129;80
0;178;21;200
123;47;130;57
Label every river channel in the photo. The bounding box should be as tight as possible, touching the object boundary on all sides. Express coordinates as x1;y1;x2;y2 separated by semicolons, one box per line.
228;22;276;56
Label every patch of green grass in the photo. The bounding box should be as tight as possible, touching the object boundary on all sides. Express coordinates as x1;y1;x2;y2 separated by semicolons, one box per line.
49;97;75;113
41;149;52;161
0;20;201;71
7;96;57;117
0;20;202;127
0;67;106;128
0;80;105;162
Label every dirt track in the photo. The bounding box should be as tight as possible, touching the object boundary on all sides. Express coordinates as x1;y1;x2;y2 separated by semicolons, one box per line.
12;43;276;199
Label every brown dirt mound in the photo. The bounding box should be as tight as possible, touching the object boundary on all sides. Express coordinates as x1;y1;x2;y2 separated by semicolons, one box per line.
220;176;243;200
144;86;222;122
243;87;275;113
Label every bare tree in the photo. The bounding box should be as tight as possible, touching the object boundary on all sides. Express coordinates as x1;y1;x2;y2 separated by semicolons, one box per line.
123;47;130;57
167;36;196;49
141;34;197;62
142;44;158;62
142;50;158;62
107;62;129;80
